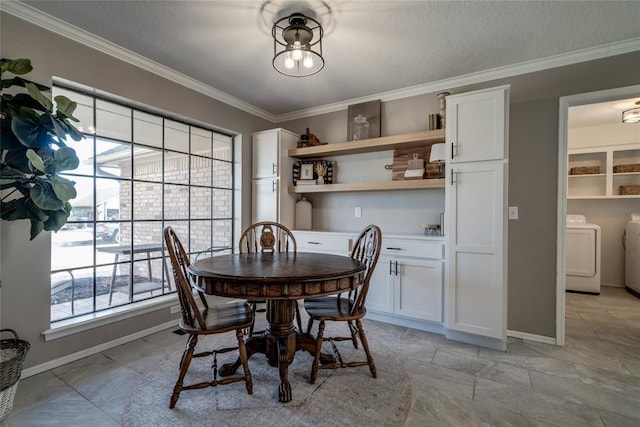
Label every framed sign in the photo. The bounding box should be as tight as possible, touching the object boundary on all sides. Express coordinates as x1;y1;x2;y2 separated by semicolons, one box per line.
300;163;314;179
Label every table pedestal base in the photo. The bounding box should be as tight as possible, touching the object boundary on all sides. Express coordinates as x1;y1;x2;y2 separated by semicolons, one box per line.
219;300;332;402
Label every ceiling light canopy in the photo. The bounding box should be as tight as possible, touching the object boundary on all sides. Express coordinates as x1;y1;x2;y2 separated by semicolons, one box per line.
272;12;324;77
622;101;640;124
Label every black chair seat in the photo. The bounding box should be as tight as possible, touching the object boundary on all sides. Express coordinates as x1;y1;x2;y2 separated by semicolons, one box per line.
179;301;254;335
304;297;364;321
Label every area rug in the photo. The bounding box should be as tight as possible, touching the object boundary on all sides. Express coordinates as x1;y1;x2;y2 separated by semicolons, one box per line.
123;335;412;427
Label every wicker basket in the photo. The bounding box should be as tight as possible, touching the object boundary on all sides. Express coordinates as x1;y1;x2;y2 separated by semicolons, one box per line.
613;164;640;173
0;329;30;421
569;166;600;175
619;185;640;195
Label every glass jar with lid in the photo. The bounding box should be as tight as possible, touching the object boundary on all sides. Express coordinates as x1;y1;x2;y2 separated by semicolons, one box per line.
351;114;370;141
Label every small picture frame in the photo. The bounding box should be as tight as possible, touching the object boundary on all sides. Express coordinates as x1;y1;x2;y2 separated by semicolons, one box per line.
300;163;314;179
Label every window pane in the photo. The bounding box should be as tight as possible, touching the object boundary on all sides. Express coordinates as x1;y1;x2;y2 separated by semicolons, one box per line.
133;145;163;182
190;187;211;219
190;220;212;254
164;184;189;219
165;120;188;152
66;177;94;222
191;127;211;156
191;156;211;186
213;159;231;188
133;110;162;147
164;151;189;184
117;181;132;221
96;138;130;178
95;178;122;221
133;182;163;220
96;99;131;141
212;219;233;248
214;189;232;219
213;134;232;161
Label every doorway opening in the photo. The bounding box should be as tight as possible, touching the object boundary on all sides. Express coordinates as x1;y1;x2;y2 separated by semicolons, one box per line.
556;84;640;346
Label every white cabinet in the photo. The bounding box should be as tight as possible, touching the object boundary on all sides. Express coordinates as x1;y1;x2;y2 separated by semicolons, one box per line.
368;237;444;324
445;86;509;350
251;128;298;228
448;88;508;163
568;144;640;199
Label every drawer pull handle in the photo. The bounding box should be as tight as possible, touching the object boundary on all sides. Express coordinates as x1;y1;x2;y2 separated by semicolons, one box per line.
395;261;399;276
386;247;403;251
307;241;321;245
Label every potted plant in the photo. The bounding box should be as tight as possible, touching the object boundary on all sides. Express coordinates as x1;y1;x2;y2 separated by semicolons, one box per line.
1;57;83;240
0;58;82;420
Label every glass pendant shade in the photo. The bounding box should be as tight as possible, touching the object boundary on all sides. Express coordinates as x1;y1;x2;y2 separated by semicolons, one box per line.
273;13;324;77
622;105;640;124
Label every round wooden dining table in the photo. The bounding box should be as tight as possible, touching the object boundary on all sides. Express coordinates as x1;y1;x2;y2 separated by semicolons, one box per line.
189;252;365;402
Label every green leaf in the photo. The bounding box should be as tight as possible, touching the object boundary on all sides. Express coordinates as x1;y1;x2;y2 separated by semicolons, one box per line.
26;148;46;172
0;76;49;91
43;204;71;232
30;180;64;211
3;58;33;75
54;95;78;119
53;146;80;171
11;114;41;147
49;175;77;201
0;198;31;221
30;219;45;240
25;82;53;111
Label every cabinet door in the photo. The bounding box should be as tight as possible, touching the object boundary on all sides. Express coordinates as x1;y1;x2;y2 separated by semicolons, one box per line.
252;131;279;179
446;86;509;163
446;161;506;340
252;178;278;223
367;254;394;314
394;258;443;322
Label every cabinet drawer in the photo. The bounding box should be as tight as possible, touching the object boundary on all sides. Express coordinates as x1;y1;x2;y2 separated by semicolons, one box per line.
381;238;443;259
294;232;352;254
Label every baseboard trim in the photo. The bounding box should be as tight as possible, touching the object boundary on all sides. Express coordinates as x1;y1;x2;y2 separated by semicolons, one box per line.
507;329;557;345
365;311;445;335
21;320;176;378
445;329;507;351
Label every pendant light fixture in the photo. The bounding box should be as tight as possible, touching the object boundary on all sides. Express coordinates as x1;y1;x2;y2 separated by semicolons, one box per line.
272;12;324;77
622;101;640;124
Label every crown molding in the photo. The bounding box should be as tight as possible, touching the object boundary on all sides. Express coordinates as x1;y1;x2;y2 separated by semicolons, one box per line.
4;1;639;124
1;1;277;122
275;36;640;122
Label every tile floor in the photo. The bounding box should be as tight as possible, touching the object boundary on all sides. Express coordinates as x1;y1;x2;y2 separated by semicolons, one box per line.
2;286;639;426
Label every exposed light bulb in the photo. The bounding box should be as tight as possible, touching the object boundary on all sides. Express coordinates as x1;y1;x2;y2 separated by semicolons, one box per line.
292;41;303;61
303;52;313;68
284;52;295;69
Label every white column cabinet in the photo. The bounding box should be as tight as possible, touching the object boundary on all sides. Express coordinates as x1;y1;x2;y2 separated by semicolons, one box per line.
445;86;509;350
251;128;298;228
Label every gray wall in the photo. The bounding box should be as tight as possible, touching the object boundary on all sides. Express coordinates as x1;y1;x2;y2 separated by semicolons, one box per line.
0;13;271;368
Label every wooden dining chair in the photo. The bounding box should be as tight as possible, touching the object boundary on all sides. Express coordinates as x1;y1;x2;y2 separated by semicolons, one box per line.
163;226;253;409
303;224;382;384
238;221;301;335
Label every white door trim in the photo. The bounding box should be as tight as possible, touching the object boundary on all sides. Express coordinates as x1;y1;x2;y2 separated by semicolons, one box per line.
556;84;640;346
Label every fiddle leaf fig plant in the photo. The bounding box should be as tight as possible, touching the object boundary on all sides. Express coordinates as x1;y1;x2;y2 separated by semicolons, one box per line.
1;58;84;240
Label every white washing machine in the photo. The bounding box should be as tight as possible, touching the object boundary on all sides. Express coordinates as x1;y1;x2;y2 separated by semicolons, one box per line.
624;213;640;296
566;215;601;294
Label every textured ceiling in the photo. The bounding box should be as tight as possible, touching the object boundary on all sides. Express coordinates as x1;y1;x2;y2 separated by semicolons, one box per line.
16;1;640;117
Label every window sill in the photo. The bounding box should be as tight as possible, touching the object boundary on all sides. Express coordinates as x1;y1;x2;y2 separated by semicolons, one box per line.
43;295;177;341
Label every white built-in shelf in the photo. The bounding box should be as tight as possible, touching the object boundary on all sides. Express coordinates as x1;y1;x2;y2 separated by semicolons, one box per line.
288;179;445;194
288;129;445;159
287;130;446;194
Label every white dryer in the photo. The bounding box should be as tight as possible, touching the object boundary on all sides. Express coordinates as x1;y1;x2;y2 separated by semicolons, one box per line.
566;215;601;294
625;213;640;296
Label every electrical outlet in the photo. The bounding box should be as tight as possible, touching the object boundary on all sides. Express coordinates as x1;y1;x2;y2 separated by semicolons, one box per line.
354;207;362;218
508;206;519;220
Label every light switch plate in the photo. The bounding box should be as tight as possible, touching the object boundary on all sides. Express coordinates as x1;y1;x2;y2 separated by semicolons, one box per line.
354;207;362;218
508;206;519;220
